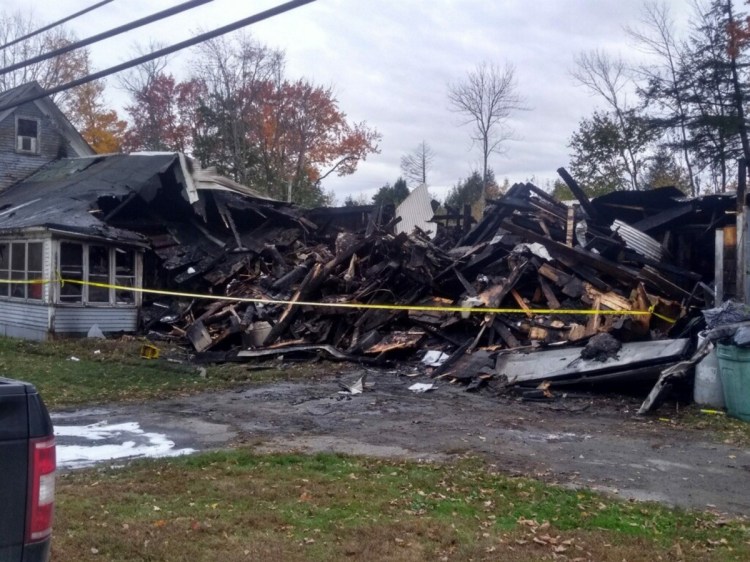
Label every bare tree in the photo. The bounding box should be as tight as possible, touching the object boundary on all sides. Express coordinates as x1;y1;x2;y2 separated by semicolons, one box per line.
572;50;644;190
725;0;750;168
0;9;90;109
400;140;434;186
188;32;284;186
448;62;524;207
117;41;171;96
628;2;696;194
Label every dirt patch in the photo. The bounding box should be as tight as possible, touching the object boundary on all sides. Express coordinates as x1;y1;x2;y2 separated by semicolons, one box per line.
53;366;750;515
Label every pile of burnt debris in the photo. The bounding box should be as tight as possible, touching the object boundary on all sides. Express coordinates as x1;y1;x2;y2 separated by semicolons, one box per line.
141;167;735;409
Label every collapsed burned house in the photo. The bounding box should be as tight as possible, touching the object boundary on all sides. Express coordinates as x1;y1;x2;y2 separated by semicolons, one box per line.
138;175;736;375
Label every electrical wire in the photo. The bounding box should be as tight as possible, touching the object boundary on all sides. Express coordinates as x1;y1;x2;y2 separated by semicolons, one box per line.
0;0;317;113
0;0;115;51
0;0;214;76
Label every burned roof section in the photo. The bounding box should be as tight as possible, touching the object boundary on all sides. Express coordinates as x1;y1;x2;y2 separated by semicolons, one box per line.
0;152;297;244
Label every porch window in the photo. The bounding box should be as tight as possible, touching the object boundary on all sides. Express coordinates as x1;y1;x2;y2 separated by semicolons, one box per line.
0;243;7;297
0;242;44;300
88;245;109;303
57;242;137;306
115;248;135;304
60;243;83;303
27;243;43;299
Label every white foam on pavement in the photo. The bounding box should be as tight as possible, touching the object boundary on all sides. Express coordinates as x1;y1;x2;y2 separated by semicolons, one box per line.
55;421;195;469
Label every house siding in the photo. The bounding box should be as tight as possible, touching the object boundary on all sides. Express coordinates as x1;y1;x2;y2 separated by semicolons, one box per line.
0;102;75;191
51;307;139;335
0;301;50;340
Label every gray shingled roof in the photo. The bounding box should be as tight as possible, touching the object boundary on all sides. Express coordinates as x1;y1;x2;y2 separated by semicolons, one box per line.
0;153;178;242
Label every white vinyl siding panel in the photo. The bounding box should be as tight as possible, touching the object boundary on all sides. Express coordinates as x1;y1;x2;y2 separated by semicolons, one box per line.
0;301;50;340
52;307;138;335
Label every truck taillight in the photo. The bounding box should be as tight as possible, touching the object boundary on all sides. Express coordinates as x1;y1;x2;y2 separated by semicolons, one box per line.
26;436;55;543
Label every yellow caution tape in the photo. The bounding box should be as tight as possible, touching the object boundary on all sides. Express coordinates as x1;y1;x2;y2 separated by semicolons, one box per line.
43;276;677;323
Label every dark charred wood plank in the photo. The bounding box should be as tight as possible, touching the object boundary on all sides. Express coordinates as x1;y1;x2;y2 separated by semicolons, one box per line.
502;219;641;286
557;167;600;221
629;203;694;233
538;275;561;309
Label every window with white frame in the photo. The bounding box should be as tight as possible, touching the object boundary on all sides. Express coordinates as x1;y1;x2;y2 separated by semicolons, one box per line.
58;242;136;305
16;117;40;154
115;248;135;304
0;242;43;301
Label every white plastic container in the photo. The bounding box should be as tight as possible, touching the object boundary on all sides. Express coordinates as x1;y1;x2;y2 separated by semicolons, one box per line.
694;331;725;408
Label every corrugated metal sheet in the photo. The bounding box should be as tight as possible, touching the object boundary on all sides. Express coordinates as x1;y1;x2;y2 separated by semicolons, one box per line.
0;301;50;340
395;183;436;239
52;307;138;334
611;219;664;261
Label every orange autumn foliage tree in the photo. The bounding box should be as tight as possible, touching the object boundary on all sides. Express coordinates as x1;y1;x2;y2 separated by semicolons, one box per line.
256;79;381;204
122;73;203;153
66;80;127;154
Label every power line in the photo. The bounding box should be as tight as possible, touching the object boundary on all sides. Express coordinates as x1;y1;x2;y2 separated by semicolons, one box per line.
0;0;317;114
0;0;115;51
0;0;214;77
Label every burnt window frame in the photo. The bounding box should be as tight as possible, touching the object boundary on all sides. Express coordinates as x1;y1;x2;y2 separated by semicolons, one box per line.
56;241;138;307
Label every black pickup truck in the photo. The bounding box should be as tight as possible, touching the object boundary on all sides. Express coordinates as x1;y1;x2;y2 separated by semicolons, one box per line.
0;378;55;562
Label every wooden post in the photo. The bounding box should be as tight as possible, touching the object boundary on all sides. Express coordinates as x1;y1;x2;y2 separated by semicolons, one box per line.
462;204;472;233
715;228;724;306
565;204;576;247
737;159;748;303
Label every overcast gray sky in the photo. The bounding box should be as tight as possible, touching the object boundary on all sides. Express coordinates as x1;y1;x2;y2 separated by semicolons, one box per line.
4;0;693;202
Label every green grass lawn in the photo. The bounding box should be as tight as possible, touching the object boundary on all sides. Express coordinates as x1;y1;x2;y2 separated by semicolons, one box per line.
54;450;750;562
0;336;319;408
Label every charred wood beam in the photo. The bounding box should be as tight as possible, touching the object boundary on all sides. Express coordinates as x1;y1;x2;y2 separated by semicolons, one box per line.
524;182;568;210
557;167;600;222
271;260;312;291
430;338;473;378
555;256;611;292
502;219;641;287
453;267;477;296
458;183;529;246
190;219;226;248
263;263;323;346
263;218;401;346
411;320;465;347
215;197;245;250
619;249;702;283
629;203;693;233
493;320;520;348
